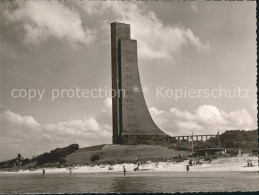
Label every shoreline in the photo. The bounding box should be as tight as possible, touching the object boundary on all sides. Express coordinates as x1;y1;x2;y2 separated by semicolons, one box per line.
1;156;258;175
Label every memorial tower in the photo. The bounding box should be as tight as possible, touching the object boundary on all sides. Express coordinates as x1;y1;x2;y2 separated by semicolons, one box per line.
111;22;171;145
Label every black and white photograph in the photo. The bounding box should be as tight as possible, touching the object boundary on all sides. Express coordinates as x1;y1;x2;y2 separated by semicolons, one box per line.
0;0;258;193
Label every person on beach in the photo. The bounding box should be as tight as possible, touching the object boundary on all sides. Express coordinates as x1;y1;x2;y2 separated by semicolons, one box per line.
123;166;126;177
69;166;72;175
186;165;190;173
134;163;140;171
42;169;45;175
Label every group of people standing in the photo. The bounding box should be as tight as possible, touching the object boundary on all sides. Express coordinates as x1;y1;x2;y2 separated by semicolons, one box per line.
41;160;199;177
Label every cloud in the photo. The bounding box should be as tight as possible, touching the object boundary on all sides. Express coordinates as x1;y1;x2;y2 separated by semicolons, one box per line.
0;36;18;59
2;1;95;46
0;111;40;137
2;1;209;59
190;2;198;12
101;97;112;114
103;97;112;110
44;117;101;135
80;1;210;63
177;121;203;131
149;107;165;115
150;105;255;136
0;107;112;161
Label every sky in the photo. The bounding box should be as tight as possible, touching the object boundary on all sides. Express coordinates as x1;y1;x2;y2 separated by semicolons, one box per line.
0;0;257;161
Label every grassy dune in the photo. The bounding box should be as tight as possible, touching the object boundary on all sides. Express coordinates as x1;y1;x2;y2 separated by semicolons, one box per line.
65;144;190;165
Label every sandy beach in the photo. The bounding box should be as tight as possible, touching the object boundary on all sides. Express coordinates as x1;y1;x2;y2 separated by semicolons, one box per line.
1;155;258;175
1;155;258;193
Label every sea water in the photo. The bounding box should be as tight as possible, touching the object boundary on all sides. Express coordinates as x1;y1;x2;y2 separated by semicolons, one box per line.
0;172;258;193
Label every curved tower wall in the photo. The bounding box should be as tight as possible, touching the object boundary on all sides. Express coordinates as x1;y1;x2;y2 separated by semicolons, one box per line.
111;22;171;145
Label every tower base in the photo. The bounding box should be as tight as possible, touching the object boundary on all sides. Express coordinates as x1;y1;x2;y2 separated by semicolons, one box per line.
122;134;173;145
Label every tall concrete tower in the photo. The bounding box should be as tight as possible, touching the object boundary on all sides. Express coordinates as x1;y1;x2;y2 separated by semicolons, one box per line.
111;22;171;145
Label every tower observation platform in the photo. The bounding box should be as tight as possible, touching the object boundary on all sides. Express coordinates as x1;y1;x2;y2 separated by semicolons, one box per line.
111;22;172;145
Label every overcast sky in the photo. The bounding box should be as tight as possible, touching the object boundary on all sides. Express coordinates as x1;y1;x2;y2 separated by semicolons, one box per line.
0;0;257;160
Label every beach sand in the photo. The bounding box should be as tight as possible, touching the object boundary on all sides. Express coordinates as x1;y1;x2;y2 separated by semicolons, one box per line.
1;155;258;175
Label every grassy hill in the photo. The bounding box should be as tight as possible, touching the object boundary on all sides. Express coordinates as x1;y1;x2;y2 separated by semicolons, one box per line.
1;130;256;170
65;144;189;165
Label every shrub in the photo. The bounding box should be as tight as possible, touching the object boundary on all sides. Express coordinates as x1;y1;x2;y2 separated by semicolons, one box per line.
174;146;189;151
2;164;13;168
36;144;80;165
22;158;30;165
91;154;100;162
59;158;66;164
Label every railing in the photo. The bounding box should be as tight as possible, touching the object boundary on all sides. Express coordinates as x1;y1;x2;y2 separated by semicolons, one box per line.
170;134;219;142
